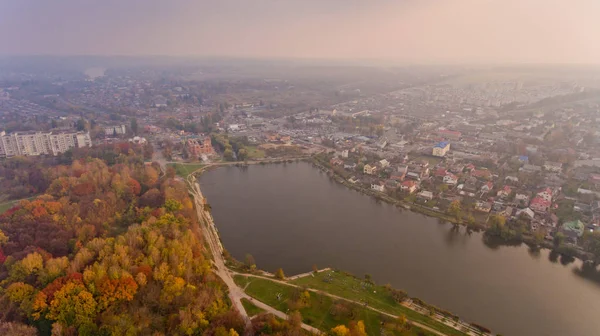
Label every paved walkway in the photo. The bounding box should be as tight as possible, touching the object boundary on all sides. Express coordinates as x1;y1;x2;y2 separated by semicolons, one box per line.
237;273;455;336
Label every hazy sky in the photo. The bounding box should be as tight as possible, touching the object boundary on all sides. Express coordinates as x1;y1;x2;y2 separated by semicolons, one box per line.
1;0;599;64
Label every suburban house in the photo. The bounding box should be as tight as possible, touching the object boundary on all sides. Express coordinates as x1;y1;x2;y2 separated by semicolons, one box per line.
501;206;514;218
379;159;390;168
443;173;458;185
536;188;553;202
561;220;585;243
401;180;419;193
544;161;563;173
529;197;551;213
371;182;385;193
515;192;531;205
330;158;344;166
505;176;519;183
472;169;492;180
344;163;357;170
341;149;349;158
432;141;450;157
364;164;377;175
516;208;535;220
475;201;492;213
417;190;434;200
497;185;512;198
397;164;409;174
436;129;462;141
405;172;421;181
520;164;542;173
481;182;494;193
348;176;359;184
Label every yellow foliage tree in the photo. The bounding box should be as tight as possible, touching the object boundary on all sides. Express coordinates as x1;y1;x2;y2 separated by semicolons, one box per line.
331;324;350;336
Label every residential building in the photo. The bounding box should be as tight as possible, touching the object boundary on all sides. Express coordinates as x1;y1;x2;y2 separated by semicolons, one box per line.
517;208;535;220
529;197;551;213
186;137;214;157
481;182;494;193
104;125;127;136
371;182;385;192
341;149;349;158
544;161;563;173
379;159;390;168
520;164;542;173
561;220;585;242
432;141;450;157
401;180;418;193
363;164;377;175
436;129;462;141
0;131;91;157
497;186;512;198
475;201;492;213
536;188;553;202
443;173;458;185
417;190;434;200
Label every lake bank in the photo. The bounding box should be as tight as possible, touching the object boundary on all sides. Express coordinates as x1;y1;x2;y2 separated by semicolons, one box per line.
200;162;600;336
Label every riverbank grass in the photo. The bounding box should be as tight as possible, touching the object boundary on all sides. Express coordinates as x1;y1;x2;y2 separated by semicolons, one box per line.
291;270;469;336
168;163;205;177
235;275;440;336
241;298;265;317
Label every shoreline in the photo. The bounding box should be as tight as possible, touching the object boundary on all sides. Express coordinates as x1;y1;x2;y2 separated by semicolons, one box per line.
309;156;595;264
188;159;493;336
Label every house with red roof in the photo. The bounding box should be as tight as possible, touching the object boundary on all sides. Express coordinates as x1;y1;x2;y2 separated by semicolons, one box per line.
481;181;494;193
401;180;419;194
497;185;512;198
536;188;553;202
530;197;551;213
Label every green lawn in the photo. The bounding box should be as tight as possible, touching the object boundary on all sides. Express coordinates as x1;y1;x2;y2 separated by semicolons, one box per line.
235;275;436;336
291;271;469;336
241;298;265;317
0;201;16;214
168;163;204;177
246;146;266;159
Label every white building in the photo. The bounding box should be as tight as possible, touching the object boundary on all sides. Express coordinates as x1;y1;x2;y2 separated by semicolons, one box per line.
104;125;127;136
0;131;91;157
371;183;385;192
544;161;563;173
432;141;450;157
341;149;349;158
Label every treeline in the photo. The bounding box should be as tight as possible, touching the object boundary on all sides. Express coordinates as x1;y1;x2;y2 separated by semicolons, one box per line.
0;143;152;201
0;157;245;335
211;134;252;162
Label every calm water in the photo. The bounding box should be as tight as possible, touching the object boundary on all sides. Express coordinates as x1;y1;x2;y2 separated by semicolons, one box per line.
201;162;600;336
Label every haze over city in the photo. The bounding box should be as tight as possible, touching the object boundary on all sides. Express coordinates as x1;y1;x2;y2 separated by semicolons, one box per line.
1;0;600;64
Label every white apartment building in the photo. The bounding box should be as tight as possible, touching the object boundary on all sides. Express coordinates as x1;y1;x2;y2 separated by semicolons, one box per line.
0;131;91;158
104;125;127;136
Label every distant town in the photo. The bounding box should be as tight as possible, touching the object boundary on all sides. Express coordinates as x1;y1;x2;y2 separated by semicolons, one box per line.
3;58;600;336
2;61;600;263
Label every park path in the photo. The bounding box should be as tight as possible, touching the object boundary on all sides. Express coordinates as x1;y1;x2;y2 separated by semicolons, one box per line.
235;272;470;336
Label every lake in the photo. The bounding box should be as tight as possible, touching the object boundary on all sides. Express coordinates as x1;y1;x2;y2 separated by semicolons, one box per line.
200;162;600;336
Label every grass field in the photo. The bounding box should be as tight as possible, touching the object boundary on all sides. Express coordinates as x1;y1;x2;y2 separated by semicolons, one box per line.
246;146;266;159
168;163;205;177
235;275;436;336
0;201;16;214
241;298;265;317
291;271;469;336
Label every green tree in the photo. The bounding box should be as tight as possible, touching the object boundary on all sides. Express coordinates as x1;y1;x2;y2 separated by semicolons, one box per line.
130;118;139;135
237;148;248;161
223;149;234;161
447;200;463;221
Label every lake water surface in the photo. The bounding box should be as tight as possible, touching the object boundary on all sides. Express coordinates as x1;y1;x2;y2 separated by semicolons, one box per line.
200;162;600;336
